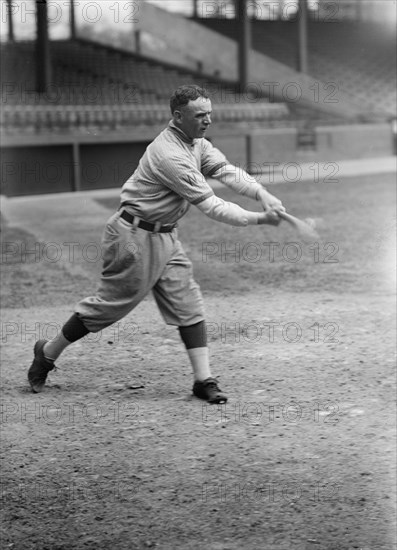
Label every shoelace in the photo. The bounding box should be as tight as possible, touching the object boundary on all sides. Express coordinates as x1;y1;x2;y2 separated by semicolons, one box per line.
205;380;221;392
44;358;56;372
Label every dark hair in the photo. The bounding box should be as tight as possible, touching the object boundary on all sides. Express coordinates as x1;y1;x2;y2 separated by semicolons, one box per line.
170;85;209;114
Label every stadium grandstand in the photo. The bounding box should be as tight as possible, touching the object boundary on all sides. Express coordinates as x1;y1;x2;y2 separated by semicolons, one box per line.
1;0;396;195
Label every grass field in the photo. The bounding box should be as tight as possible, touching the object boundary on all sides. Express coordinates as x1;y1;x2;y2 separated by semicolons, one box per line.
1;174;396;549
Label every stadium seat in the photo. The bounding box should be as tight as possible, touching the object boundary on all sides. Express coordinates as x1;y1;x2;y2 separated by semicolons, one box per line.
0;38;291;135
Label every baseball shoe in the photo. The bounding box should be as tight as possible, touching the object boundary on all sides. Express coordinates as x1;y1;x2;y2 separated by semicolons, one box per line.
28;340;56;393
192;377;227;404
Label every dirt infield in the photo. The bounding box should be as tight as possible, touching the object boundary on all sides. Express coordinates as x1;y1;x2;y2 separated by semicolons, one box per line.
1;174;396;550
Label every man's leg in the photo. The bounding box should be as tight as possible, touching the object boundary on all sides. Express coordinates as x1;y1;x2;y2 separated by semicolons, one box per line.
28;212;174;393
178;321;211;381
178;320;227;405
153;239;227;404
28;313;89;393
45;313;89;360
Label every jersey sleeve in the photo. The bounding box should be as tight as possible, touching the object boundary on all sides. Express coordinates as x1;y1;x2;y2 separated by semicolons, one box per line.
200;139;228;178
211;164;263;200
157;154;215;205
196;195;261;226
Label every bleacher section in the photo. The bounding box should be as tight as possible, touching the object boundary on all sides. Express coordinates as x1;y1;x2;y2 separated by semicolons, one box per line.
0;39;289;136
199;20;396;119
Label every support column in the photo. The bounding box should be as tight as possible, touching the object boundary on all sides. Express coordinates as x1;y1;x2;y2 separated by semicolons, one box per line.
237;0;250;93
70;0;76;39
298;0;308;73
192;0;198;18
6;0;14;41
36;0;52;93
72;142;81;192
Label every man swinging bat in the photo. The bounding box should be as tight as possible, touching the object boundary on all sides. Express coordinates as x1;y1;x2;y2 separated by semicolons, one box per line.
28;85;286;404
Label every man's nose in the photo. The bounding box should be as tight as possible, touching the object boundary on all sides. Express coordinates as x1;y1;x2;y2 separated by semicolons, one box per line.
203;114;211;125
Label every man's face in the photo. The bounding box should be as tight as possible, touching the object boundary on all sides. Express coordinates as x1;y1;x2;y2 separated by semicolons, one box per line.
173;97;212;140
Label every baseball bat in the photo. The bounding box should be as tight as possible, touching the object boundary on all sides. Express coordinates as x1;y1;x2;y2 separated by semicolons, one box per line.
278;210;320;241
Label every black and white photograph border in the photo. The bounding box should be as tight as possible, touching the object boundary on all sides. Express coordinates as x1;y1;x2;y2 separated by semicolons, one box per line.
1;1;396;549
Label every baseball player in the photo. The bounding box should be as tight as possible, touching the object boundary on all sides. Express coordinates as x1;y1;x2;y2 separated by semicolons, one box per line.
28;85;285;404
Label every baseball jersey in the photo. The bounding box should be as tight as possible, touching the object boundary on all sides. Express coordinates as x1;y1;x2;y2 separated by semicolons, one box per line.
120;121;227;225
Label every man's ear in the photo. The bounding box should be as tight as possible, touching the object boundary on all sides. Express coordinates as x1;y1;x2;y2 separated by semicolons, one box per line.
173;109;183;123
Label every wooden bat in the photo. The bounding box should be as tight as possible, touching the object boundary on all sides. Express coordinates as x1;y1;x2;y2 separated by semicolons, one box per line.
278;211;320;241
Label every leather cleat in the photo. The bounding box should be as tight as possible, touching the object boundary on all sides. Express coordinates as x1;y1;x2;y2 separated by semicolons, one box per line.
192;377;227;404
28;340;56;393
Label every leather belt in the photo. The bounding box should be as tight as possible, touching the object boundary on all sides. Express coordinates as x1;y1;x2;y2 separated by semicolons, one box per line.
120;210;176;233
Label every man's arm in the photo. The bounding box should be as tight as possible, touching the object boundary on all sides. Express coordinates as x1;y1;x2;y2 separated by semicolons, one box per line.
211;164;285;219
158;153;281;226
195;195;280;227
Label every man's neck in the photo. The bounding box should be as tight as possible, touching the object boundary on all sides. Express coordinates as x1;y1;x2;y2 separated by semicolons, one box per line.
169;120;194;144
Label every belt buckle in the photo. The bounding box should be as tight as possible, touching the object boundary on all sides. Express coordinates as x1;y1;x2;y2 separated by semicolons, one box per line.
153;221;161;233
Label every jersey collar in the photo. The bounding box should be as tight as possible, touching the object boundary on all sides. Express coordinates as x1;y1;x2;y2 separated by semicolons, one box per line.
168;120;196;145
